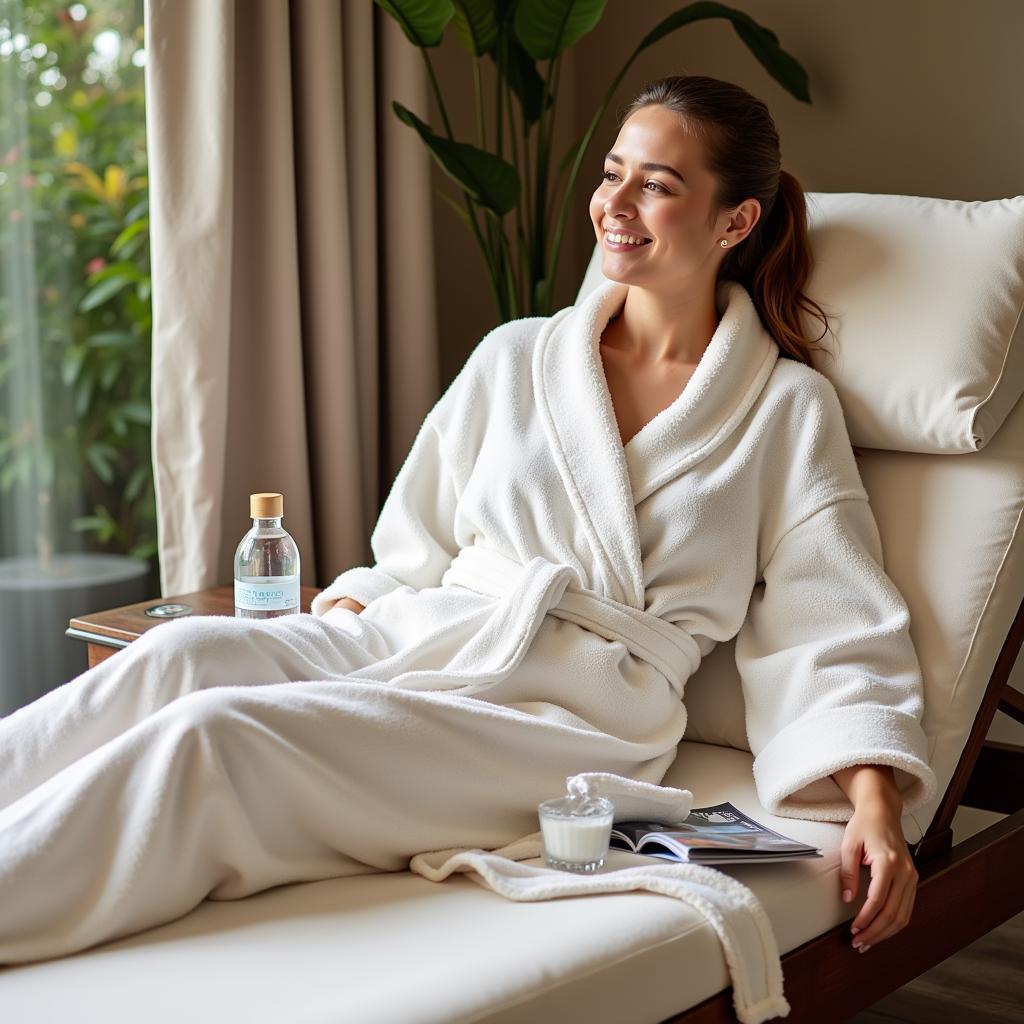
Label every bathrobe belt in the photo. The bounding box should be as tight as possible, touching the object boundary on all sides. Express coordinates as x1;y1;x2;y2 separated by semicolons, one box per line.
440;545;701;697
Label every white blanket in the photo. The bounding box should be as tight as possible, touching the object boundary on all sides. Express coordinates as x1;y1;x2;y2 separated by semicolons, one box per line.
410;848;788;1024
409;771;791;1024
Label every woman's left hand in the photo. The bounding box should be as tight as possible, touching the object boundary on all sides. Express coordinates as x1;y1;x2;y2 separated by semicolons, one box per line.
840;798;919;953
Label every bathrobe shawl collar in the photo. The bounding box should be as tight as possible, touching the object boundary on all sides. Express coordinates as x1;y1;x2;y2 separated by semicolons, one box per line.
532;276;779;609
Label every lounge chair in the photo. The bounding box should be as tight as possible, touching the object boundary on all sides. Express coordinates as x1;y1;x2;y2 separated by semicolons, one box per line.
1;189;1021;1023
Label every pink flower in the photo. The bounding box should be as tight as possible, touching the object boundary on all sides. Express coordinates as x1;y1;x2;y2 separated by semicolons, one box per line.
2;145;20;167
21;174;36;189
86;257;107;275
8;209;22;223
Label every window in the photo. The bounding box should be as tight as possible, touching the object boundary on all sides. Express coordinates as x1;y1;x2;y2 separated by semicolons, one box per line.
0;0;154;713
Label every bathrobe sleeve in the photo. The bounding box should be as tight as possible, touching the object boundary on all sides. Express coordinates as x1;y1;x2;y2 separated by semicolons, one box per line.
734;493;938;823
310;411;462;617
311;317;545;617
309;320;513;618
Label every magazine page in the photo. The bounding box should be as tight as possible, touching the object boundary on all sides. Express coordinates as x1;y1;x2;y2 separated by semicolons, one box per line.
639;848;821;864
609;801;822;863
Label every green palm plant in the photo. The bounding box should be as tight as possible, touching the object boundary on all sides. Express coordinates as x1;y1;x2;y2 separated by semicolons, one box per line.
376;0;811;321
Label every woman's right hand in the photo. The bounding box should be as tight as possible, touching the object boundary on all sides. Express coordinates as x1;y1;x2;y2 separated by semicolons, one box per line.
332;597;366;615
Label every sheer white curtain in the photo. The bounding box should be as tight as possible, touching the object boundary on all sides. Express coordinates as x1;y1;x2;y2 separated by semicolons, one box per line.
144;0;440;596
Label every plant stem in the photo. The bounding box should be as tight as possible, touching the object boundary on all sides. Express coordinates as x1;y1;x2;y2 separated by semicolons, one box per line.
474;205;505;319
494;33;504;159
547;53;564;194
472;56;486;150
473;52;501;307
487;209;517;320
520;93;534;287
421;47;502;315
540;54;562;311
501;214;519;318
546;53;640;313
505;81;528;313
531;53;560;312
490;212;515;321
419;49;454;139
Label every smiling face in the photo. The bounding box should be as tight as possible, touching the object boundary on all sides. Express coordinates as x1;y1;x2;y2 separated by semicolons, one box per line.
589;104;754;291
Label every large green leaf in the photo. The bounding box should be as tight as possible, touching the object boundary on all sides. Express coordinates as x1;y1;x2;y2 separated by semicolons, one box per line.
393;102;520;215
637;2;810;102
75;374;96;418
129;539;159;560
99;360;119;391
450;0;498;55
87;331;136;348
61;344;87;387
85;260;145;286
108;410;129;437
125;198;149;224
119;401;151;425
491;29;552;126
79;275;132;312
514;0;608;61
111;218;148;256
124;464;149;503
85;443;117;485
374;0;454;48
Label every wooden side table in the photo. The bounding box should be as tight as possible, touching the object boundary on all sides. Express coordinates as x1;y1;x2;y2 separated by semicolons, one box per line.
66;585;322;668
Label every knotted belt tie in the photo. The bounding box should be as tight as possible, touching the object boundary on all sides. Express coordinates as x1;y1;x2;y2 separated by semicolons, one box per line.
440;545;700;696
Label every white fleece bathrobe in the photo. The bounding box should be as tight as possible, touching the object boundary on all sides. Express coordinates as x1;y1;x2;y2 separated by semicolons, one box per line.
0;275;937;971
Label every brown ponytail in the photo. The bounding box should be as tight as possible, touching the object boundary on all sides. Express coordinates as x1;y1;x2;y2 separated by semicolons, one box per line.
618;75;837;370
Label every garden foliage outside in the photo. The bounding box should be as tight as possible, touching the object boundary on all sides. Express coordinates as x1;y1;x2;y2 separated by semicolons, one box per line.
0;0;155;577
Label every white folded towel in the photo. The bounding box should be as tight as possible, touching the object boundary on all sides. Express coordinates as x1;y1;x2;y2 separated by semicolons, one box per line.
409;772;791;1024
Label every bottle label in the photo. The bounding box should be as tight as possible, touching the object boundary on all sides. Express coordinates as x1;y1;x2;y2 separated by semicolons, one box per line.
234;575;300;611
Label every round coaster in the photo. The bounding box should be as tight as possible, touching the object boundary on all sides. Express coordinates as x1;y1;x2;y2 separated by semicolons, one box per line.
144;603;193;619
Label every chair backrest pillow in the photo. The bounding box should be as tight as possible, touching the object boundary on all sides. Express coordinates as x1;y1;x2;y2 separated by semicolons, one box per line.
577;191;1024;453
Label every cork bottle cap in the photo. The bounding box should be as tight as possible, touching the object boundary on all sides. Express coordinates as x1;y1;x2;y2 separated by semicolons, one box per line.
250;492;283;518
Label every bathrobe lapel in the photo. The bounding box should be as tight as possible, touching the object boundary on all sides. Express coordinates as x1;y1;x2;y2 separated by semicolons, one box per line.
533;276;779;609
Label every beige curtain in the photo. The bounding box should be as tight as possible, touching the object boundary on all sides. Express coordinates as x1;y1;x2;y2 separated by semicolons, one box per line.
143;0;439;597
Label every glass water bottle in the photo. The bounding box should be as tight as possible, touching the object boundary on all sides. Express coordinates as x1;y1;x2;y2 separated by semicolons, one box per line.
234;492;300;618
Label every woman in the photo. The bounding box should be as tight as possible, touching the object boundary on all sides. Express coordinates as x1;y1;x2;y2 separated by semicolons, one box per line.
0;75;936;966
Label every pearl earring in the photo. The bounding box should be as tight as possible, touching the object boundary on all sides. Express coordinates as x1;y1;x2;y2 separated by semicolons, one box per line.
720;240;728;247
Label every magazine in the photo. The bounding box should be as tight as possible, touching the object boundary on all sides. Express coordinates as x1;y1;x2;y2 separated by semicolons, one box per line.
609;801;822;865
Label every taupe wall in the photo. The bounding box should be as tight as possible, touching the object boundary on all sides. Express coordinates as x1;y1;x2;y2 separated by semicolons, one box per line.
426;0;1023;379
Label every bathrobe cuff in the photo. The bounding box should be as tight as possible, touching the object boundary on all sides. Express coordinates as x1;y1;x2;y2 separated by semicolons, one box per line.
310;567;405;618
752;704;938;822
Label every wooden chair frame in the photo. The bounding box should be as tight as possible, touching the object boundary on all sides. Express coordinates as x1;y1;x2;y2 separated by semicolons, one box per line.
666;591;1024;1022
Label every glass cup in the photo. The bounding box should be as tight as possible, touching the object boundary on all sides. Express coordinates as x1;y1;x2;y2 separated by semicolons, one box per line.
538;794;615;873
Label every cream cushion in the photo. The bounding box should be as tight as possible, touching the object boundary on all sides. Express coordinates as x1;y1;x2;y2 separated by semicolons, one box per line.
0;743;851;1024
580;192;1024;453
802;192;1024;453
